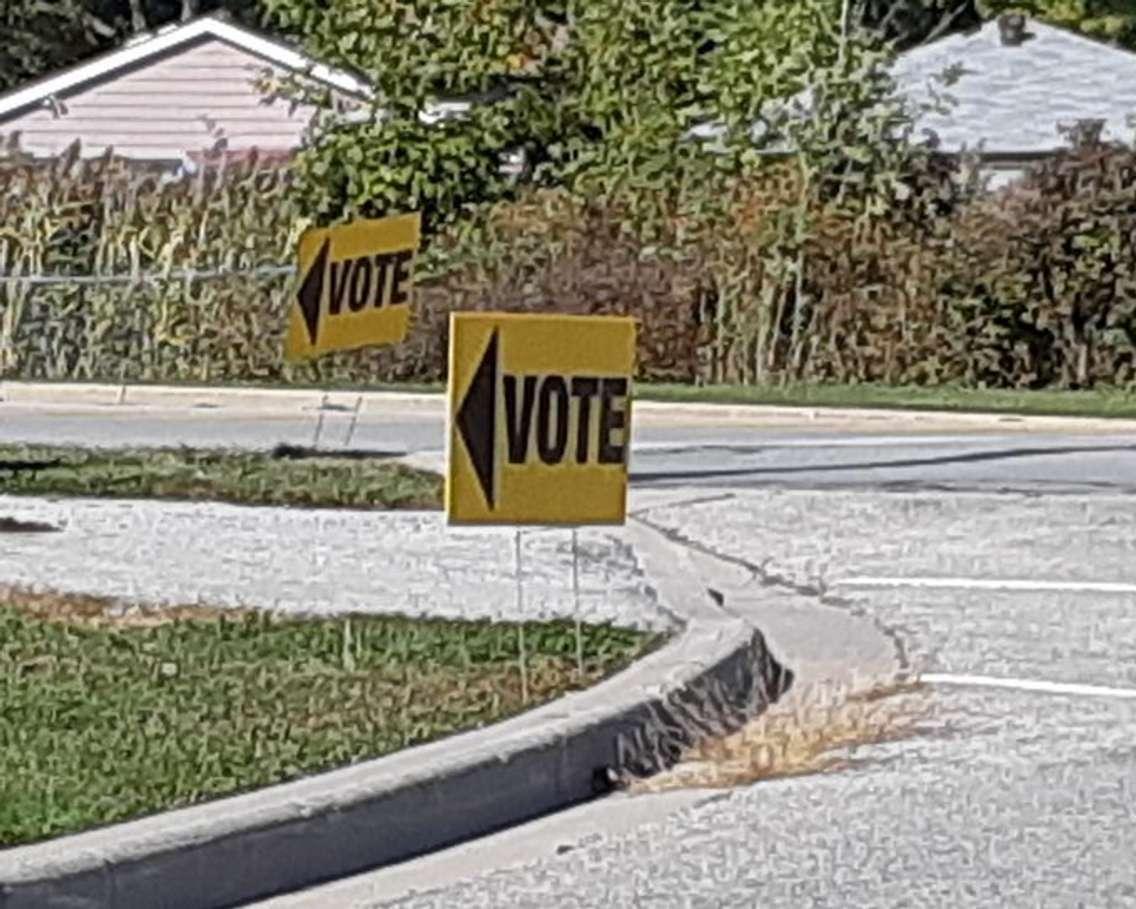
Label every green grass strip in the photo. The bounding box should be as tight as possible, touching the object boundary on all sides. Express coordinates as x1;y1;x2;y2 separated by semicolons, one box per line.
0;596;663;847
0;444;443;510
637;381;1136;419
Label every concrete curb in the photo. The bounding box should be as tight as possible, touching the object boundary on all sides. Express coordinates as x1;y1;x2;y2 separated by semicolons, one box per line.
4;380;1136;432
0;520;791;909
0;381;443;416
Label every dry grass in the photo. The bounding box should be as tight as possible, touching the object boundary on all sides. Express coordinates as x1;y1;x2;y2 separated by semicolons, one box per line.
0;583;235;628
628;679;934;793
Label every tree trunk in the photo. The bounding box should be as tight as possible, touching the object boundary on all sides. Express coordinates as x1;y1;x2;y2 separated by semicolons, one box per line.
789;153;811;379
789;246;807;378
128;0;147;33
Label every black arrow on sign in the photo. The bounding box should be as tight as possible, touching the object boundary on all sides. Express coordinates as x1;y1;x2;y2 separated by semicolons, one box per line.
456;328;498;508
297;237;330;345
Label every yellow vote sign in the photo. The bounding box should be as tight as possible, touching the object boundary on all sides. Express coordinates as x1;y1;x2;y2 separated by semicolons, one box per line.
284;212;421;361
446;312;636;526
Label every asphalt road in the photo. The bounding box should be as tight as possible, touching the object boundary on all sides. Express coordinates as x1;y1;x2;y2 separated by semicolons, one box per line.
4;399;1135;907
253;489;1136;908
4;402;1136;494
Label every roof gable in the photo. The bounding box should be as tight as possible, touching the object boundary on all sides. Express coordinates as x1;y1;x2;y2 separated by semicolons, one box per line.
0;14;369;123
0;35;350;163
890;18;1136;154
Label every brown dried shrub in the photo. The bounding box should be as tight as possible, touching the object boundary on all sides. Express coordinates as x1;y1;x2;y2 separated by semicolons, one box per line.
928;139;1136;389
5;135;1136;390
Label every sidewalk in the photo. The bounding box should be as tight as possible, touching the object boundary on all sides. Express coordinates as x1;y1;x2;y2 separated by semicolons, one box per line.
6;379;1136;434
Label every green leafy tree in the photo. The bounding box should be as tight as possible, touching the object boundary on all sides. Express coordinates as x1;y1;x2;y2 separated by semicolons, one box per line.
857;0;1136;50
1;2;106;93
977;0;1136;48
251;0;1136;238
0;2;263;93
258;0;877;232
856;1;984;49
671;0;983;383
257;0;566;234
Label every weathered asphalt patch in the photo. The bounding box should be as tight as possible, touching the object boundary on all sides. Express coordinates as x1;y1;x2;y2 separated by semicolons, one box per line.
0;516;59;533
0;496;670;632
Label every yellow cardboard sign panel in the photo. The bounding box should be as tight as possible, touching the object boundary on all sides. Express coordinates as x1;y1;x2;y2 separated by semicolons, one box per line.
284;212;421;361
446;312;636;526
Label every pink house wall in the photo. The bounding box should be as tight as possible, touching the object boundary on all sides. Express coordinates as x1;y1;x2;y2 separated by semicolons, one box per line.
0;37;321;162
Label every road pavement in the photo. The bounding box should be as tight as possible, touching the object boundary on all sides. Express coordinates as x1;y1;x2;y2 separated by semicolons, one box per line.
4;398;1136;494
252;489;1136;908
0;496;668;631
4;391;1136;907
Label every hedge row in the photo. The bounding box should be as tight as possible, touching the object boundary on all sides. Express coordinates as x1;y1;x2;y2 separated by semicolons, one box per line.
3;139;1136;389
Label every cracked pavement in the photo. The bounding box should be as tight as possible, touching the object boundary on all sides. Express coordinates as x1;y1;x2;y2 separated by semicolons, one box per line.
254;487;1136;909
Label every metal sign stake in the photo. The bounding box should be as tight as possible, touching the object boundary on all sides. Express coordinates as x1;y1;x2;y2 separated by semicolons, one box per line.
312;392;327;448
571;527;584;682
515;528;529;705
343;394;363;447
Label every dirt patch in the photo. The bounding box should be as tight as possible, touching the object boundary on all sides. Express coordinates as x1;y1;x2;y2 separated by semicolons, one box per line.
0;584;236;628
0;517;61;533
627;679;934;793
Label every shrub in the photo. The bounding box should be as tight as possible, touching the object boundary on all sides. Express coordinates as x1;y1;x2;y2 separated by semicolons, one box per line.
931;138;1136;389
6;137;1136;392
0;143;305;383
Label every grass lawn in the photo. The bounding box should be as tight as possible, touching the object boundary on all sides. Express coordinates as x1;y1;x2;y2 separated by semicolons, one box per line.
0;588;664;847
0;443;443;510
638;381;1136;419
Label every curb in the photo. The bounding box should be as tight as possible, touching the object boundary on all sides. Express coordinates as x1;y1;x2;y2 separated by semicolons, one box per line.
0;520;791;909
0;382;443;416
4;380;1136;432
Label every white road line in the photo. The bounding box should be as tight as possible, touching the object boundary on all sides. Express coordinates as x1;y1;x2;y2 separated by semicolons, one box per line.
833;577;1136;595
923;673;1136;700
627;436;1008;451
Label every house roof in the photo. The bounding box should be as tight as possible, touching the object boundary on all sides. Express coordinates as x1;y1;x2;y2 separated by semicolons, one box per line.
890;17;1136;154
688;17;1136;161
0;13;370;123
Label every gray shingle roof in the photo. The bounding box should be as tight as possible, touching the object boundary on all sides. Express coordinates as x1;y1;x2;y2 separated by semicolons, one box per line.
891;17;1136;154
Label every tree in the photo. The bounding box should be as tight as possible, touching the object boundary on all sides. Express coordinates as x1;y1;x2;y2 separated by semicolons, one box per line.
1;2;106;93
0;2;263;92
855;1;984;50
739;0;980;380
96;1;263;29
976;0;1136;48
257;0;565;235
258;0;883;234
856;0;1136;51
